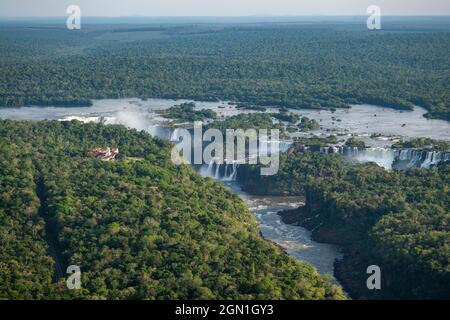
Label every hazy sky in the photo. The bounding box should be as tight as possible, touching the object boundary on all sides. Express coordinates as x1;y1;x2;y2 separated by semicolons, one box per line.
1;0;449;17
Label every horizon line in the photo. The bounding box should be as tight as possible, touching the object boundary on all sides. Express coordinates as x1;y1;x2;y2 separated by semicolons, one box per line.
1;14;450;19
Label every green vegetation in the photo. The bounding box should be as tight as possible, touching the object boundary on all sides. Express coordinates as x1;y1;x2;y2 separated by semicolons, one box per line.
292;136;339;147
392;137;450;151
208;113;284;133
209;112;307;137
0;119;344;300
0;22;449;120
235;104;267;112
272;112;300;124
300;163;450;299
238;152;345;196
239;150;450;299
159;102;217;122
345;137;366;148
0;141;58;299
297;117;320;132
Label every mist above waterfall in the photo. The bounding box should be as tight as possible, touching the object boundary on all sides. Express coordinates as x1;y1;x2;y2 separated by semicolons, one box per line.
115;110;150;131
343;147;396;170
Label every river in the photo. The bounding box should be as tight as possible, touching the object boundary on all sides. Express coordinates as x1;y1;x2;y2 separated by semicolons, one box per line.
224;182;342;277
1;98;449;141
1;97;449;282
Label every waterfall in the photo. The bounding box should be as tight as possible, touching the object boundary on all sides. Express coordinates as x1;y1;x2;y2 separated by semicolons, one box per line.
421;152;434;168
396;149;424;166
214;162;220;179
199;161;239;181
223;162;238;181
392;149;450;169
319;147;328;154
312;146;450;170
223;163;229;178
415;151;450;169
342;147;396;170
200;159;215;177
232;163;238;180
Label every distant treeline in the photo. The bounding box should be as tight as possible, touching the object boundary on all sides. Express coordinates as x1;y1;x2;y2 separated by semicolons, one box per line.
0;24;449;120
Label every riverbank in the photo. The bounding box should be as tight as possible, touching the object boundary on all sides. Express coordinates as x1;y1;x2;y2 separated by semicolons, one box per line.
226;182;343;280
278;206;361;299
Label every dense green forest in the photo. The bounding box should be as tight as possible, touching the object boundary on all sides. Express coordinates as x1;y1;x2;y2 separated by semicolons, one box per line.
238;152;345;196
0;119;344;300
0;21;449;120
207;113;285;133
297;117;320;132
0;139;57;299
158;102;217;122
345;137;366;148
271;111;300;124
238;149;450;299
